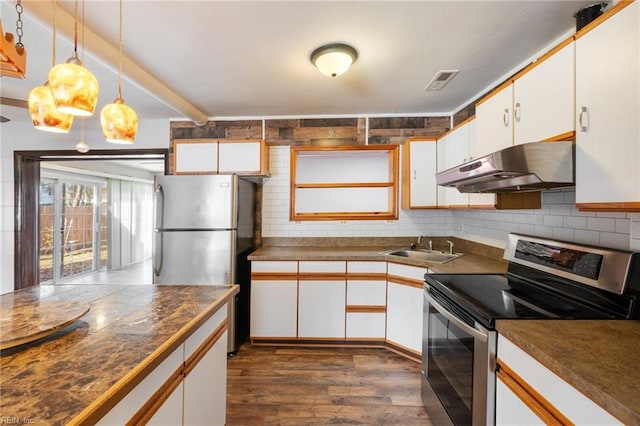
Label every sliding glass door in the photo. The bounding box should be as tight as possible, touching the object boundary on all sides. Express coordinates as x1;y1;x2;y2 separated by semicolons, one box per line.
39;178;106;283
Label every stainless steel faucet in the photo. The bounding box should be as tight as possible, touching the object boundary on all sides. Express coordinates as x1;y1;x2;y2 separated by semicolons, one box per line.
446;240;454;255
416;235;431;251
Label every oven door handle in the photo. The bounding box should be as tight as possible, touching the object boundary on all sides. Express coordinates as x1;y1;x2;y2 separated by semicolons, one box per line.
428;296;488;342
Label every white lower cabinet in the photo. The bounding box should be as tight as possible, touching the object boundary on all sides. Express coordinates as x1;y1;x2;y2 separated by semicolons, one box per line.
147;381;184;425
250;261;298;339
386;282;423;354
346;312;386;339
298;280;346;338
98;305;229;425
495;377;545;426
298;261;346;339
98;344;185;425
183;330;228;426
346;261;387;339
386;263;426;354
250;280;298;338
497;335;621;425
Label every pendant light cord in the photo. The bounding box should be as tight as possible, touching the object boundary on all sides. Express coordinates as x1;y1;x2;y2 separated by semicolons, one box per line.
73;0;78;56
118;0;123;99
51;0;56;68
81;0;84;60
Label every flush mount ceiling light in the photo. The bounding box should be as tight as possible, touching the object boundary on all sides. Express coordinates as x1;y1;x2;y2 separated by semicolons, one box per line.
48;0;99;116
100;0;138;144
310;43;358;78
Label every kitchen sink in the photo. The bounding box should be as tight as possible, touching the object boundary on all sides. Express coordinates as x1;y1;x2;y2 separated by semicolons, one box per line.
380;249;463;264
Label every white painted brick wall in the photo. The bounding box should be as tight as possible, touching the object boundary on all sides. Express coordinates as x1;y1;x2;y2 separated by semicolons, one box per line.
262;147;633;250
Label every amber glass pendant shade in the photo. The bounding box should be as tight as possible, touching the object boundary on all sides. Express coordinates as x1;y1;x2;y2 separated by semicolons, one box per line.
27;83;74;133
48;56;99;116
100;97;138;144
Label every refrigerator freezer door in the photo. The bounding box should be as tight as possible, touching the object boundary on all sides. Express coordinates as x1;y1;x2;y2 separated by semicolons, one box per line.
153;230;236;284
154;175;237;230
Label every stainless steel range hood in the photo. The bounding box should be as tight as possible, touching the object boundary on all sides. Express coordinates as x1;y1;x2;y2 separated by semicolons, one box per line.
436;141;575;193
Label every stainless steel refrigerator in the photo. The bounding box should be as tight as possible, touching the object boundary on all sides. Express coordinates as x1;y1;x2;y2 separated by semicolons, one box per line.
152;174;255;354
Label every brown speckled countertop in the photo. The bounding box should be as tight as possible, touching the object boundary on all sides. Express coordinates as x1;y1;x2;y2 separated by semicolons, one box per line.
496;320;640;425
0;284;237;425
248;238;508;274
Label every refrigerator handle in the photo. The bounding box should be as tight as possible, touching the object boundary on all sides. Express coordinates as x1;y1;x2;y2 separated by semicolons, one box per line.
153;232;163;278
154;183;165;229
153;183;165;281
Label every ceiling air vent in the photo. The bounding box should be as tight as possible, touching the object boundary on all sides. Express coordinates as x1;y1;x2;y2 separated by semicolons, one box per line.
424;70;459;91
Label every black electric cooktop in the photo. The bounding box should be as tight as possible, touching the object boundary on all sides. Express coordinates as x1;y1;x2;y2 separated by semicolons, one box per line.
425;272;623;329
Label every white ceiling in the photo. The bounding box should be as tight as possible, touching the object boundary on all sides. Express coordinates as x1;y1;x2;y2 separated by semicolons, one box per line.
1;0;594;128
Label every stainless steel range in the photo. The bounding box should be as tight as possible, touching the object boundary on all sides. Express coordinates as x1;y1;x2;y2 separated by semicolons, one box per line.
421;233;640;425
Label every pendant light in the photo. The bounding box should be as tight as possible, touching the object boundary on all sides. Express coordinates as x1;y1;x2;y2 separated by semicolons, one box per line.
75;118;89;153
100;0;138;144
48;0;98;116
27;0;73;133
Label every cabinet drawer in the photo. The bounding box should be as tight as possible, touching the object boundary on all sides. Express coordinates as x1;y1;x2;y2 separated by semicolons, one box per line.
251;261;298;273
97;344;184;425
299;261;346;274
184;305;227;359
387;263;428;282
347;280;387;305
347;261;387;274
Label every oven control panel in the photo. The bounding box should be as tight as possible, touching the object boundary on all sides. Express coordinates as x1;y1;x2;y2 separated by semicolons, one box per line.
504;234;638;295
513;239;602;280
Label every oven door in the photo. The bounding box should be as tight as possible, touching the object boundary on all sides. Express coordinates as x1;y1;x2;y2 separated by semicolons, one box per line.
424;291;496;426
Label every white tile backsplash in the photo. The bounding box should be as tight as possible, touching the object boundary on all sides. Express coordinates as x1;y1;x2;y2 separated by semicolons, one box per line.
630;214;640;251
263;147;635;250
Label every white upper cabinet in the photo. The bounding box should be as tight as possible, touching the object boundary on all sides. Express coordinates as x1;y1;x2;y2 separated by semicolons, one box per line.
474;83;514;159
475;38;575;156
174;140;219;174
173;139;269;176
513;40;575;145
218;140;265;174
402;138;437;209
437;119;496;208
437;121;470;208
575;1;640;209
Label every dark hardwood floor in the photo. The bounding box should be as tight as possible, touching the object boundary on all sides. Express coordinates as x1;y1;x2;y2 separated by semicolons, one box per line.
226;344;432;425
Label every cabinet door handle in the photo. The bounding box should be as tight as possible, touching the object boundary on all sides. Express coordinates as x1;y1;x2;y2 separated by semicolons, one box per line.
514;102;521;122
503;108;510;127
413;169;416;180
579;106;589;132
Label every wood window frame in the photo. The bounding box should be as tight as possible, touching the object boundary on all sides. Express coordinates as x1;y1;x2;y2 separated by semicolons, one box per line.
289;145;399;221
